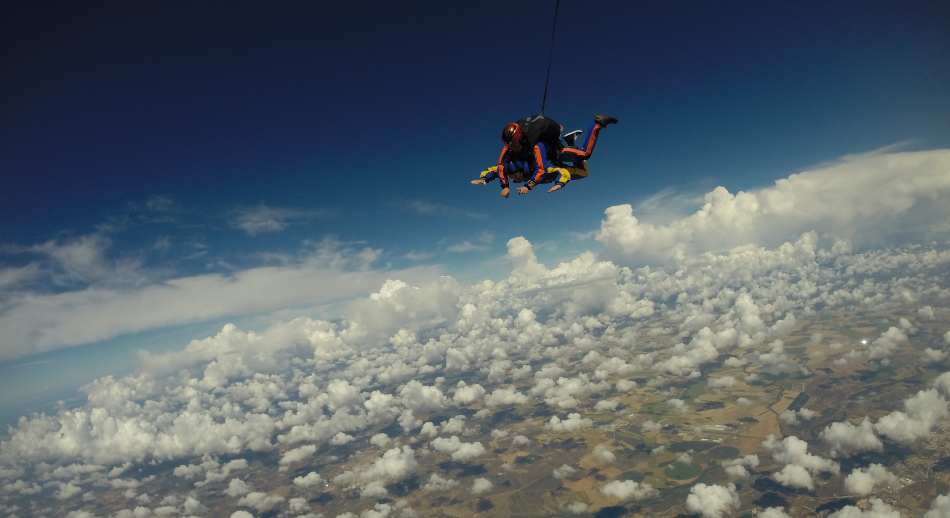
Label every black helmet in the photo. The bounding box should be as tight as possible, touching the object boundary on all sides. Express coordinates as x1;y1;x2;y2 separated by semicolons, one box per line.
501;122;522;144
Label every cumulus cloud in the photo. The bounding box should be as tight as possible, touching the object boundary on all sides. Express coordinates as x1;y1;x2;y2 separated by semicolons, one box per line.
844;464;897;496
471;477;493;495
452;381;486;405
484;387;529;407
546;413;593;432
334;446;418;495
423;473;458;492
866;326;908;361
821;418;884;457
280;444;316;468
708;376;736;388
370;434;391;448
721;454;759;479
331;432;355;445
430;437;486;462
597;149;950;264
925;493;950;518
226;478;251;497
772;464;814;490
685;483;739;518
763;435;838;476
780;407;816;426
237;491;285;513
827;498;901;517
601;480;657;501
758;508;792;518
553;464;578;480
874;389;949;444
293;472;323;489
593;444;616;464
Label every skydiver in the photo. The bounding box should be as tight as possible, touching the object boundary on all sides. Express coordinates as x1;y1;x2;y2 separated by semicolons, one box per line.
471;114;618;197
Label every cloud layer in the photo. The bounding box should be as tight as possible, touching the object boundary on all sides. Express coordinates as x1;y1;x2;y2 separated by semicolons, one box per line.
598;149;950;264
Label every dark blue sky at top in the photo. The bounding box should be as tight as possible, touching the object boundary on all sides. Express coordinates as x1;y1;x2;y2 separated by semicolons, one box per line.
3;0;950;271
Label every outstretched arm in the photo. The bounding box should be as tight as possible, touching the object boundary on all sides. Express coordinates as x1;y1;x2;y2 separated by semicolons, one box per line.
472;166;498;184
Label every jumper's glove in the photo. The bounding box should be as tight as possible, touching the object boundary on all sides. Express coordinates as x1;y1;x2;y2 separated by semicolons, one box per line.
519;179;537;195
500;187;510;198
548;183;564;193
470;178;487;185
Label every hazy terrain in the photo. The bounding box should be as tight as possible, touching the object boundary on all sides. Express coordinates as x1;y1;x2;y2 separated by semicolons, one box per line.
3;229;950;517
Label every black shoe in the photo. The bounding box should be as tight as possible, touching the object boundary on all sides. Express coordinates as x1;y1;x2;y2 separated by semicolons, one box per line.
594;114;618;127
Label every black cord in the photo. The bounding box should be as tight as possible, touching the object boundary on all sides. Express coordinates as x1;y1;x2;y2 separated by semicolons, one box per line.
539;0;560;116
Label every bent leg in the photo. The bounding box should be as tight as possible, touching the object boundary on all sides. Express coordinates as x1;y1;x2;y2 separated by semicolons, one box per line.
560;121;604;161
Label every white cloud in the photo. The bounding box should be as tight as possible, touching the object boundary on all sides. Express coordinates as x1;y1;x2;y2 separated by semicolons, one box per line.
597;149;950;264
447;232;494;254
757;508;792;518
335;446;418;496
293;472;323;489
763;435;838;475
708;376;736;388
280;444;316;468
237;491;284;513
565;502;589;514
399;380;447;413
402;200;484;220
370;434;391;448
484;387;529;407
546;413;593;432
772;464;813;490
844;464;897;496
553;464;577;479
827;498;901;518
821;418;883;457
780;407;816;426
601;480;657;501
331;432;354;445
593;444;616;464
471;477;493;495
226;478;250;498
430;436;486;462
345;277;461;348
867;326;908;361
874;389;949;444
452;381;486;405
925;493;950;518
685;483;739;518
423;473;458;492
231;205;324;236
56;481;82;500
721;454;759;479
0;263;42;290
0;243;440;362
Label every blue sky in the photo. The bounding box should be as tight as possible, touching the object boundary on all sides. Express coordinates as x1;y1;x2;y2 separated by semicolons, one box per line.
2;1;950;426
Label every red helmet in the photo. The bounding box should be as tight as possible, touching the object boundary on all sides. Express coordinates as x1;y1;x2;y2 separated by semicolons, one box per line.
501;122;522;144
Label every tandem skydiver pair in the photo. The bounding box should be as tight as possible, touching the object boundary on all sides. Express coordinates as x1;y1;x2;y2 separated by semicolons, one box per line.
471;114;618;197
